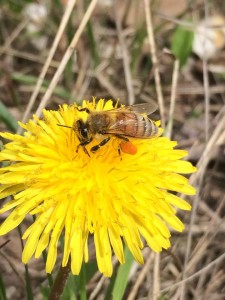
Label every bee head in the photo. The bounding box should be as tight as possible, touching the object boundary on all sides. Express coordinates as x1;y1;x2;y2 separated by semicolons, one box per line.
75;119;91;142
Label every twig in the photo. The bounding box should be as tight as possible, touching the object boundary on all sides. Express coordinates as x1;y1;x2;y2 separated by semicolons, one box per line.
159;252;225;295
180;102;225;280
89;256;118;299
202;1;210;142
76;75;92;103
114;1;135;105
155;12;195;29
35;0;98;117
0;18;28;56
179;170;203;299
95;72;122;100
180;111;225;300
0;248;26;285
166;59;179;139
152;253;160;300
179;1;211;298
18;0;77;133
164;83;225;95
89;275;106;300
0;47;60;68
187;197;225;274
127;251;154;300
0;239;10;249
143;0;165;127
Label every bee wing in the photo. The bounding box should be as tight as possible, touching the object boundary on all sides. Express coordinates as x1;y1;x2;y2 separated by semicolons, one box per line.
107;101;158;115
126;101;158;115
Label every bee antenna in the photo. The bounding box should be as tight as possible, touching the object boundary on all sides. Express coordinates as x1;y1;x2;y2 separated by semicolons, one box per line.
57;124;72;129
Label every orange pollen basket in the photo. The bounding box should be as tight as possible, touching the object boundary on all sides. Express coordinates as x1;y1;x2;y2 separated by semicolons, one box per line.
120;141;138;155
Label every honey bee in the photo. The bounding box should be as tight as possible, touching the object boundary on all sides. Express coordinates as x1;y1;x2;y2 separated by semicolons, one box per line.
58;102;158;156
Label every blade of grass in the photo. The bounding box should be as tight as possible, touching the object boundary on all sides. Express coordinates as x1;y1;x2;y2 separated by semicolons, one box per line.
80;263;87;300
42;249;53;289
131;24;147;72
104;271;117;300
0;101;18;132
62;261;97;300
12;73;71;99
0;273;6;300
112;247;134;300
86;20;100;68
84;0;100;68
61;274;77;300
18;225;34;300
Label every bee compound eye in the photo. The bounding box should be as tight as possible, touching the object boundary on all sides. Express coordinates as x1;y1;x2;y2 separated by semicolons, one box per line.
81;127;88;138
76;120;89;139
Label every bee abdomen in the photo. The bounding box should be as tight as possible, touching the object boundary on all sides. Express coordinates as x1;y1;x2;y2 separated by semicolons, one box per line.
144;118;158;137
136;115;158;138
115;112;158;138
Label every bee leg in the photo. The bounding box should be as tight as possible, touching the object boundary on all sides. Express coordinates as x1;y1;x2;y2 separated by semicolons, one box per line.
113;134;129;142
76;144;90;157
104;134;128;158
83;146;90;157
91;137;111;153
76;139;92;157
113;135;129;159
76;107;90;113
117;146;123;160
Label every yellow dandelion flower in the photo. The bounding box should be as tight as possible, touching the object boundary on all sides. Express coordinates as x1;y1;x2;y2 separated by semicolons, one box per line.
0;99;196;277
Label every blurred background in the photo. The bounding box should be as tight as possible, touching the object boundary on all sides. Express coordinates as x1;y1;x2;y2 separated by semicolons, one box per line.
1;0;225;299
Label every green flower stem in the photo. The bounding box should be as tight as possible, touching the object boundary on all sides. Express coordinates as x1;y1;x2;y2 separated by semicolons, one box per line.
49;258;71;300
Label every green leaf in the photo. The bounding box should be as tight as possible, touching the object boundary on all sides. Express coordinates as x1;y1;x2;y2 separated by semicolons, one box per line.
0;101;18;132
171;25;194;68
11;73;71;99
41;249;53;295
40;287;49;300
60;261;98;300
104;271;117;300
112;247;134;300
17;226;34;300
0;273;6;300
84;261;98;282
131;25;147;72
61;275;77;300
